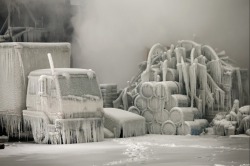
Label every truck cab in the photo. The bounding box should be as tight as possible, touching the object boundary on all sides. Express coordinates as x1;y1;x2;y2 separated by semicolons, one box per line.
23;68;104;144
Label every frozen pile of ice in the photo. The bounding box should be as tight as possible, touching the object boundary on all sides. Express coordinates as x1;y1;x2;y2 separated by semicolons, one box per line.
113;40;249;136
211;104;250;136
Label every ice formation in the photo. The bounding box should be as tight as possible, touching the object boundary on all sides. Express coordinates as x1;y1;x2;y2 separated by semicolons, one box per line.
211;104;250;136
0;42;71;136
161;120;176;135
23;67;105;144
169;107;200;125
113;40;249;136
23;110;50;143
177;119;208;135
54;118;104;144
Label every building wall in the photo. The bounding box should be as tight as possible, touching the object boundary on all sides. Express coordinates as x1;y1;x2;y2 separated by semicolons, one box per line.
71;0;249;89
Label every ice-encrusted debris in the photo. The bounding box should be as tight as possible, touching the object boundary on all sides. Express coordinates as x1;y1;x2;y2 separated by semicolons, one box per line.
114;40;249;124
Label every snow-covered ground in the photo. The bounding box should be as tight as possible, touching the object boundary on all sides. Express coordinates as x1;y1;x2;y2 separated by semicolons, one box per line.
0;134;249;166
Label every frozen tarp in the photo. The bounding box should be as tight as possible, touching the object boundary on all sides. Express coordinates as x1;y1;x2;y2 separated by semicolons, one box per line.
103;108;146;138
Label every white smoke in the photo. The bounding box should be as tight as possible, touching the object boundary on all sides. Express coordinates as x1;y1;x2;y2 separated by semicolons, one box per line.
71;0;249;89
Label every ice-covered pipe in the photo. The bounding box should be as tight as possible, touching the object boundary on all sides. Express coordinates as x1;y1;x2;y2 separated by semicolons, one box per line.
47;53;55;75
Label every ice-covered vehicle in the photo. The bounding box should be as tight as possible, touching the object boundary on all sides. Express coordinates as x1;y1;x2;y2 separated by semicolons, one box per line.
0;43;71;137
23;56;104;144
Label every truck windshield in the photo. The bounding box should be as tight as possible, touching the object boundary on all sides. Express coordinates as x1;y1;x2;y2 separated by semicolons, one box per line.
57;75;101;98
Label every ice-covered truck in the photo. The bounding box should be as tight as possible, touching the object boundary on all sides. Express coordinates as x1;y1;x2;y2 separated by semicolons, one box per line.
0;42;71;137
23;65;104;144
0;42;145;144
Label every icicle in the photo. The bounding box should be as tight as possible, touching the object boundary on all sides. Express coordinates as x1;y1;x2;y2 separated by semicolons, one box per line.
189;63;196;107
205;85;214;109
207;59;222;85
177;63;183;85
56;118;104;144
0;46;23;136
23;111;49;143
179;47;187;60
175;47;186;63
207;73;225;109
175;47;187;88
15;47;26;86
235;68;243;106
162;60;168;81
220;91;225;109
196;63;207;115
190;48;195;64
181;57;190;96
0;114;22;138
221;66;233;101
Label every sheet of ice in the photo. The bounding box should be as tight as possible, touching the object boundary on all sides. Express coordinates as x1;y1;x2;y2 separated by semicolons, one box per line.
0;135;249;166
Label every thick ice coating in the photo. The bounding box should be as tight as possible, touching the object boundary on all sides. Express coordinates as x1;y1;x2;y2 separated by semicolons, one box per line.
0;42;71;136
23;68;104;144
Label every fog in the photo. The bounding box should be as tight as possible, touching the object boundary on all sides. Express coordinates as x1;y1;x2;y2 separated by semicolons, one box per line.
71;0;249;89
0;0;249;88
